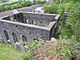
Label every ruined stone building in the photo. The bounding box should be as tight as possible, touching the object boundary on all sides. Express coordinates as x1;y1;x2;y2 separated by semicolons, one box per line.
0;11;60;51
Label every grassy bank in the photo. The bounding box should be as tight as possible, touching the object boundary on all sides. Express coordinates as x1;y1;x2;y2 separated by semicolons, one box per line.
0;43;25;60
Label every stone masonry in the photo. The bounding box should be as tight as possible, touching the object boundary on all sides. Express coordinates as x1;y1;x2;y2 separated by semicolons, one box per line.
0;11;60;51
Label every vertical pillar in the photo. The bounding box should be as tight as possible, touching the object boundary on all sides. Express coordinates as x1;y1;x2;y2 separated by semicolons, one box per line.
16;33;28;52
8;30;15;44
0;29;8;44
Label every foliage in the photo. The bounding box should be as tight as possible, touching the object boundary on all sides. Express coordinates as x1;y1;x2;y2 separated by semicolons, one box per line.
24;38;43;60
20;1;32;7
0;43;25;60
43;2;80;40
58;2;80;39
64;2;74;12
53;0;80;4
44;0;80;59
0;1;32;12
57;36;80;59
44;3;59;14
44;3;66;14
66;4;80;42
44;2;78;14
35;0;46;4
58;3;65;14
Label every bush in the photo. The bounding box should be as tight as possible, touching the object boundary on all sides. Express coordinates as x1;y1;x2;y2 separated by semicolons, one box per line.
35;0;46;4
44;3;65;14
24;39;43;60
0;1;32;12
58;3;65;14
4;6;12;11
44;2;78;14
64;2;74;12
57;37;80;59
59;2;80;41
11;3;21;9
44;3;59;14
20;1;32;7
54;0;80;3
66;4;80;42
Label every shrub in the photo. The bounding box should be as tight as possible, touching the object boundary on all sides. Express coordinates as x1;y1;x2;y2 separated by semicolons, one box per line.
0;1;32;12
54;0;80;3
20;1;32;7
57;37;80;59
66;4;80;42
59;2;80;41
35;0;46;4
4;6;12;11
58;3;65;14
11;3;20;9
64;2;74;12
44;3;59;14
24;39;43;60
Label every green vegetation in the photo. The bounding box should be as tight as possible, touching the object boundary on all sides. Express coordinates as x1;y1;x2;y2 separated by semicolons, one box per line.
0;0;80;59
57;37;80;59
0;43;25;60
44;0;80;40
0;38;42;60
24;38;43;60
35;0;46;4
43;0;80;59
0;1;32;12
0;0;46;12
44;3;59;14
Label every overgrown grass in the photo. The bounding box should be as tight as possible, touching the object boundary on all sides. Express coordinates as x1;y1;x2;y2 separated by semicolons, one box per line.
0;43;25;60
43;0;80;59
0;1;32;12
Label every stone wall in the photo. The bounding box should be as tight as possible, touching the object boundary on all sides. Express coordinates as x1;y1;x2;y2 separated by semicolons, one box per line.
0;20;50;44
0;12;60;44
2;12;58;27
23;12;57;26
0;12;60;52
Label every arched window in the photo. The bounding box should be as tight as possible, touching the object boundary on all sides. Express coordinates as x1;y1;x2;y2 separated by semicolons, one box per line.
4;30;11;43
4;30;9;40
12;33;18;43
22;35;27;46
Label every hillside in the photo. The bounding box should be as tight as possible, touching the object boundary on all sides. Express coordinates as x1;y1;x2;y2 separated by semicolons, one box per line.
0;43;25;60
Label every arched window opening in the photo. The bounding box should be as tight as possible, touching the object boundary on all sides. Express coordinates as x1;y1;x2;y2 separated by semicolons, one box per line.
22;35;27;46
4;30;11;43
12;33;18;43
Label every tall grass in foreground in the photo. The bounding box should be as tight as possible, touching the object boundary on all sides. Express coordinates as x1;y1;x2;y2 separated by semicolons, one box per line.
0;43;25;60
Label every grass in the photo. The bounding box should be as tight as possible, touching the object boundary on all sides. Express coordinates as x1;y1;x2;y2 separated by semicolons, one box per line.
0;43;25;60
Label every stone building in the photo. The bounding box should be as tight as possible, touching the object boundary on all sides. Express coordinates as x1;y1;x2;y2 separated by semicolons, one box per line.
0;11;60;51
